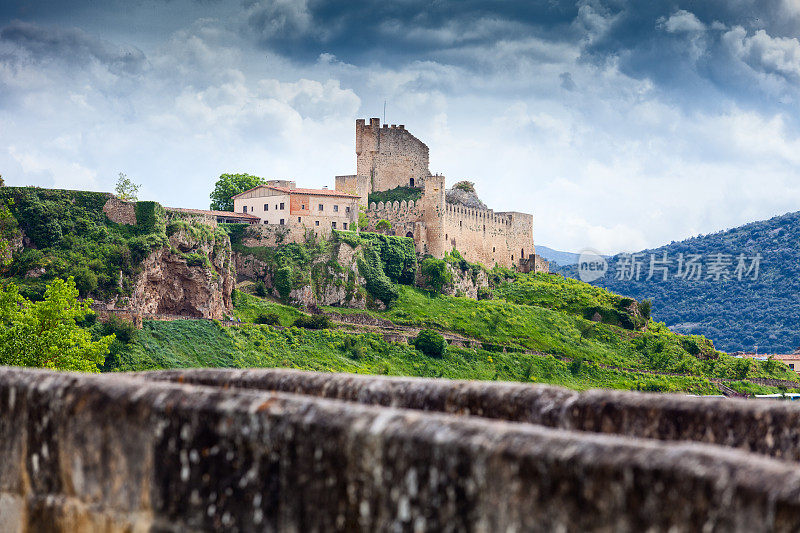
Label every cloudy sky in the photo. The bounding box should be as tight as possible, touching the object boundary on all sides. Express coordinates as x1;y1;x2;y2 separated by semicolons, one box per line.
2;0;800;253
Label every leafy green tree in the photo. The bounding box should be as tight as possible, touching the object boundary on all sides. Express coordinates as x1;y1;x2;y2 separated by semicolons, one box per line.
358;208;369;231
115;172;141;201
376;219;391;234
210;173;266;212
413;329;447;358
420;257;452;294
0;277;114;371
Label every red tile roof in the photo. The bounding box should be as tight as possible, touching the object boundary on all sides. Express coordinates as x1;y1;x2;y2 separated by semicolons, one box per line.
739;352;800;361
232;184;359;199
166;207;260;220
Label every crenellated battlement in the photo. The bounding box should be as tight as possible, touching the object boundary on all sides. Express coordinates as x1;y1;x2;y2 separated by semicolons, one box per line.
346;119;543;270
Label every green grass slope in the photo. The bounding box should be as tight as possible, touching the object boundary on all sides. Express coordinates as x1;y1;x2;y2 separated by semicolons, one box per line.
106;275;800;395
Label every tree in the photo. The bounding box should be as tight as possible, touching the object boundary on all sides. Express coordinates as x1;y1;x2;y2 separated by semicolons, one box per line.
358;208;369;231
413;329;447;358
210;173;266;212
115;172;141;201
0;277;115;372
420;257;452;294
376;219;391;234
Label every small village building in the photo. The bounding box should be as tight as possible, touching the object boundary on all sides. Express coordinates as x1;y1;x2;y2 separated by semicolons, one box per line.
740;350;800;374
232;180;359;235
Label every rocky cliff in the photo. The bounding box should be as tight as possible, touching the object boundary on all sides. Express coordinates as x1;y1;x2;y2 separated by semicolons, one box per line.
127;226;234;319
0;188;235;321
235;239;368;309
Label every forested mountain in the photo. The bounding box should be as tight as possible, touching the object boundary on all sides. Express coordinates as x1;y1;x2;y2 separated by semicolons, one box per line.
557;211;800;353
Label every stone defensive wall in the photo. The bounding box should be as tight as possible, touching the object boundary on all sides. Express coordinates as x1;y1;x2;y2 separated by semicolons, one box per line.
443;203;534;268
7;368;800;531
365;199;421;238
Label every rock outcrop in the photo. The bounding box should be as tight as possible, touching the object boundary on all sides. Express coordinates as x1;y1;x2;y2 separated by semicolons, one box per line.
235;241;367;309
445;181;488;210
128;228;234;319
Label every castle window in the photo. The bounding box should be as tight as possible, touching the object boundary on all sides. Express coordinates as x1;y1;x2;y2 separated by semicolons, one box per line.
333;205;339;212
263;220;268;225
243;205;247;213
521;248;525;258
280;202;285;210
301;204;305;210
511;255;514;261
280;219;285;225
406;231;413;238
483;224;486;232
445;234;448;240
459;221;462;227
346;206;350;213
493;247;495;252
298;217;302;223
315;220;320;226
410;178;415;187
264;203;268;211
343;223;348;230
332;222;337;229
319;204;324;211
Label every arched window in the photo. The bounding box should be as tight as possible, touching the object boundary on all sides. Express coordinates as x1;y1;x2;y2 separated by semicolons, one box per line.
521;248;525;258
406;231;414;238
410;178;415;187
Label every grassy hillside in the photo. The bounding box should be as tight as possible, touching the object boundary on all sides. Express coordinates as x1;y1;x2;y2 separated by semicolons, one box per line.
104;277;800;395
556;210;800;353
109;318;755;394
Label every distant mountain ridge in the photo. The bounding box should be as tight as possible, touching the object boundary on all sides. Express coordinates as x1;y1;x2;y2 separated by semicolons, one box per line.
536;245;581;266
556;211;800;353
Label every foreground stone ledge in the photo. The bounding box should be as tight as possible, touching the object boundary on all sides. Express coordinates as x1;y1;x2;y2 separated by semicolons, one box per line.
4;367;800;531
139;368;800;461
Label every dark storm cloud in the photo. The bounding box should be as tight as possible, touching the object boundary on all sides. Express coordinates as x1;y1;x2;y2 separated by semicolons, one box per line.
243;0;800;109
244;0;581;62
1;20;148;75
577;0;800;105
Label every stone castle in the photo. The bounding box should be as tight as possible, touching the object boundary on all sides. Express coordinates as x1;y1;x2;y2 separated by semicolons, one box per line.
336;118;546;271
233;118;547;272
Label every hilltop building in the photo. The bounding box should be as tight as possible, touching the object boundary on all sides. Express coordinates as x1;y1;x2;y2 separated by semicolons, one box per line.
232;180;359;233
232;118;547;271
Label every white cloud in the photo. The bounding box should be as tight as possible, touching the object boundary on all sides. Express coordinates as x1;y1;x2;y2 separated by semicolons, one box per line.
659;10;706;33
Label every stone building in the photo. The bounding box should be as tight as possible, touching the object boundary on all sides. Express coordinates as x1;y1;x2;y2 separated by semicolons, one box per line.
232;180;360;236
335;118;547;271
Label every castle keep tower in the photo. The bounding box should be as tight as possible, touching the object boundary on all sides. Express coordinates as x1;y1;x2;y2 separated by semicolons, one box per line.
356;118;430;193
342;118;545;271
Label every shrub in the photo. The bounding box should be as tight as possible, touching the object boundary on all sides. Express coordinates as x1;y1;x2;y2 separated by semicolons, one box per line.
73;267;98;296
477;287;493;300
452;181;475;193
639;299;652;321
568;356;585;375
292;314;330;329
420;257;452;294
254;280;268;297
102;315;138;344
376;219;391;233
275;265;294;301
412;329;447;358
255;311;281;325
